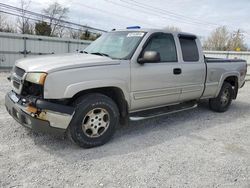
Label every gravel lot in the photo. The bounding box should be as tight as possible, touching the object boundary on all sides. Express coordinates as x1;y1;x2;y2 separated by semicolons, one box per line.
0;72;249;188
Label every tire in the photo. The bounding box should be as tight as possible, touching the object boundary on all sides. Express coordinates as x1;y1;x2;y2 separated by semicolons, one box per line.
209;82;233;112
68;93;119;148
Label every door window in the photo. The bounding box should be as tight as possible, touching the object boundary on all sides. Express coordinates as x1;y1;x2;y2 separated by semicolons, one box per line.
143;33;177;62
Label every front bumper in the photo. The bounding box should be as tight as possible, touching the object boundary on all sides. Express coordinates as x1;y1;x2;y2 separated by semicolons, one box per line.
5;91;73;135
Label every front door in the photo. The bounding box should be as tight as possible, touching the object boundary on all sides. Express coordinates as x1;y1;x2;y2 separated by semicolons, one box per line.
130;32;182;111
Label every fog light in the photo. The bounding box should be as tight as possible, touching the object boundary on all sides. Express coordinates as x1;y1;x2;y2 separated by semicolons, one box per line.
26;105;37;113
25;117;31;125
16;112;20;119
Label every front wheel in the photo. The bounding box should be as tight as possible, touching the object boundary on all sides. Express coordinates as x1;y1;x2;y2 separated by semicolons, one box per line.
209;82;233;112
68;93;119;148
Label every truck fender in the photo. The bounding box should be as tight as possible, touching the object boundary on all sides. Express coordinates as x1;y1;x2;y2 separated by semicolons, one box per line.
63;79;130;103
215;71;240;97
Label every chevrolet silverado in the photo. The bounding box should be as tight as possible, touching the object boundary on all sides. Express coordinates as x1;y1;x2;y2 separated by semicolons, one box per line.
5;29;247;148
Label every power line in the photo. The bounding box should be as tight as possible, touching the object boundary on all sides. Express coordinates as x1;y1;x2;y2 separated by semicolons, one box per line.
122;0;250;38
112;0;250;39
69;0;162;28
124;0;219;27
104;0;215;29
0;3;107;33
1;1;250;39
0;9;94;33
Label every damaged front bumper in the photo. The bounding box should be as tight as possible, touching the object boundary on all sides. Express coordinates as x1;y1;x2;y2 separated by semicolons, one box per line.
5;91;74;135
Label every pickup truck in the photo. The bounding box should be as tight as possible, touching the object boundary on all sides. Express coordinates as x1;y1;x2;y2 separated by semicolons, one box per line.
5;29;247;148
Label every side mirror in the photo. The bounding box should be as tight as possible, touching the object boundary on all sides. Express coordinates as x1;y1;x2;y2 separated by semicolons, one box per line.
138;51;160;64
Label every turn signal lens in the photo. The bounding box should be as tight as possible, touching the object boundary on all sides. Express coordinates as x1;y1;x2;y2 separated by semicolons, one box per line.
25;72;47;85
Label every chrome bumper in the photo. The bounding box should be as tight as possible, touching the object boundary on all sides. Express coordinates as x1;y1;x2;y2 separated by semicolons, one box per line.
5;91;74;135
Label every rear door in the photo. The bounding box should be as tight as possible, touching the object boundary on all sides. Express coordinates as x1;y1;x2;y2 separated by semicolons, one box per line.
130;32;182;111
178;35;206;101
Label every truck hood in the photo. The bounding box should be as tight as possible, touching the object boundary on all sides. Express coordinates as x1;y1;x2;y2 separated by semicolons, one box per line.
15;53;120;73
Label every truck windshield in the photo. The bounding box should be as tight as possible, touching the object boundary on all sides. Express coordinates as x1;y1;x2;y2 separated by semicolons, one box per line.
84;31;145;59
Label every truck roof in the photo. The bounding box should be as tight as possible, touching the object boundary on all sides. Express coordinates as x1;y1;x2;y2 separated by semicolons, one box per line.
112;28;197;38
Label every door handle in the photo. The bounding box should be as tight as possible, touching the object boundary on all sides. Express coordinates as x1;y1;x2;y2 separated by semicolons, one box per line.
173;68;182;75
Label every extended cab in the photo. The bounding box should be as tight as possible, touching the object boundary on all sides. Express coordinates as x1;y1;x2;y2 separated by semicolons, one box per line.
5;29;247;147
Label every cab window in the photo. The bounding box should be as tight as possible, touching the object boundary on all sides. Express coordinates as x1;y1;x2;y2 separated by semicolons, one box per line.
142;33;178;62
179;36;199;62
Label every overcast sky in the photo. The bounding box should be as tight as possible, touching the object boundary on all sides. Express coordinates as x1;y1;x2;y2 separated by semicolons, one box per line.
3;0;250;44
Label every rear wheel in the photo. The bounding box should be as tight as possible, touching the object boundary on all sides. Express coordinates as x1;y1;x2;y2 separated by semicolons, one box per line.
68;93;119;148
209;82;233;112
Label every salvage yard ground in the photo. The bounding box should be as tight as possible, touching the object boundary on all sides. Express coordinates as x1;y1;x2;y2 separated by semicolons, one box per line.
0;72;249;188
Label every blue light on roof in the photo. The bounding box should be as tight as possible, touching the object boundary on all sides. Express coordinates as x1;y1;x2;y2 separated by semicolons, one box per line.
126;26;141;29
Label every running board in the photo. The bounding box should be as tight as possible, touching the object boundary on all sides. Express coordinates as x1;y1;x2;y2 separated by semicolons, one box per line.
129;102;198;121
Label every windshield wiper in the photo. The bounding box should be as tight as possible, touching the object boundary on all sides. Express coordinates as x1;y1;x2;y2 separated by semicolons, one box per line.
90;52;110;57
79;50;88;54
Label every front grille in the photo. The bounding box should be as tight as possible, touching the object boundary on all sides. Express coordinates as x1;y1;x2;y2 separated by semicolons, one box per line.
11;66;25;94
14;66;25;77
13;81;20;89
12;74;22;90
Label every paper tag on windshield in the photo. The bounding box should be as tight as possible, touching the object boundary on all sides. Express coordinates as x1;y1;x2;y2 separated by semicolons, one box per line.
127;32;145;37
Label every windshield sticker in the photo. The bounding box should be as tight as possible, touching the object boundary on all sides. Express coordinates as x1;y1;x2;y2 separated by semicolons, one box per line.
127;32;145;37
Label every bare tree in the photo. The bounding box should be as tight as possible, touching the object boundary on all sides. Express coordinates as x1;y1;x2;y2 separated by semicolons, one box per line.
67;28;83;39
203;26;248;51
43;2;69;37
0;13;15;33
203;26;229;51
17;0;33;34
57;26;66;38
0;13;5;29
227;29;247;51
164;26;181;32
0;13;7;31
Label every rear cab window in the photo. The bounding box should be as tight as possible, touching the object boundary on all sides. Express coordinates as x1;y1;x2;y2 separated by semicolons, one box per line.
179;35;199;62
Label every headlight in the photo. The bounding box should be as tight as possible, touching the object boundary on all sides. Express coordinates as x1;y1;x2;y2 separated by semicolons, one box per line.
25;72;47;85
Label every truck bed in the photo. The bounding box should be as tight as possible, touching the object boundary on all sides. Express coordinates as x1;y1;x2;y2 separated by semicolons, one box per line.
202;56;247;99
205;56;246;63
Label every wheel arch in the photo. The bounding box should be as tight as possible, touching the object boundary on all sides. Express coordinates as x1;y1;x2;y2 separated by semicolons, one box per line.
70;86;129;125
216;73;239;99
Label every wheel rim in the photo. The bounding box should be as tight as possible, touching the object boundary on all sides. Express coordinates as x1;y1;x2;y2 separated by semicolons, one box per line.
220;88;230;106
82;108;110;138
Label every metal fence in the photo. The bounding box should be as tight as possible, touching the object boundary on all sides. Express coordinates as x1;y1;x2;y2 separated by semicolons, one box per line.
0;32;91;68
204;50;250;63
204;50;250;79
0;31;249;76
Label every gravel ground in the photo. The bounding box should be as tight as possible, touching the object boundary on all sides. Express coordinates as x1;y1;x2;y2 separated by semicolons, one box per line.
0;72;249;188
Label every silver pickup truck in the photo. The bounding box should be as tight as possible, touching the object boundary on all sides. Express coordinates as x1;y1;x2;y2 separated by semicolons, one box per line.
5;29;247;148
